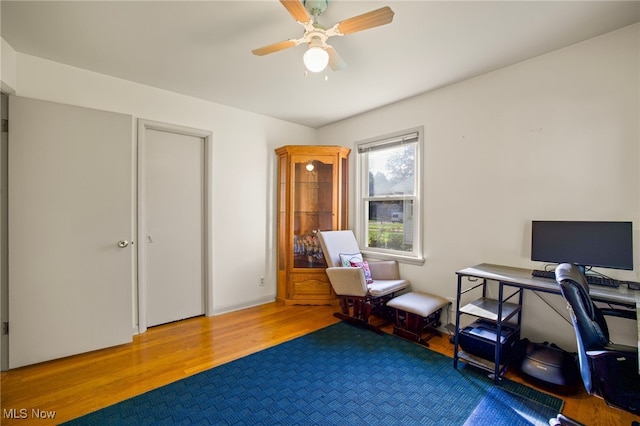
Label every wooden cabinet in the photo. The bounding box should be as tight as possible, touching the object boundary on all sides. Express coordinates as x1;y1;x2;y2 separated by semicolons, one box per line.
275;145;350;305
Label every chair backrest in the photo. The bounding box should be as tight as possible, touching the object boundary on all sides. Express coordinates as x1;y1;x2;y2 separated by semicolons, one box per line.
318;230;360;268
555;263;610;394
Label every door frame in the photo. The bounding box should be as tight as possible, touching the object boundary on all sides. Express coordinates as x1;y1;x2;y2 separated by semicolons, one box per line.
137;119;213;333
0;91;10;371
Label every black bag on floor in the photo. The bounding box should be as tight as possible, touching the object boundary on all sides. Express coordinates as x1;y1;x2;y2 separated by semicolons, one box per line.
519;340;579;393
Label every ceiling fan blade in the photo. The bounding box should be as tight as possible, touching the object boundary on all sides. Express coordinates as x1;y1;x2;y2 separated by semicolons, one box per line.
280;0;312;24
252;39;298;56
334;6;394;35
327;46;347;71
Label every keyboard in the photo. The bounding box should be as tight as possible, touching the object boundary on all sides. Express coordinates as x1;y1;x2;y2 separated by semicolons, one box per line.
584;275;620;288
530;269;556;280
531;269;620;288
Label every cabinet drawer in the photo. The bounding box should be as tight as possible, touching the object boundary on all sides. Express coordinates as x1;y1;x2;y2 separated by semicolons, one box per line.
289;273;333;298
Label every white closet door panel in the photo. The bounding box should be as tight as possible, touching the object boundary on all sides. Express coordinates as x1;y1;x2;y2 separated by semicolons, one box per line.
145;128;204;327
9;96;133;368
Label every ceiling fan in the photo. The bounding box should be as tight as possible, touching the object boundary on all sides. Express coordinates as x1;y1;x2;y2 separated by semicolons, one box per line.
252;0;394;73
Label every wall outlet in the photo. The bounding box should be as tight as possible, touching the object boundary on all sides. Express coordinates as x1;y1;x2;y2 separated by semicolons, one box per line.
259;277;265;287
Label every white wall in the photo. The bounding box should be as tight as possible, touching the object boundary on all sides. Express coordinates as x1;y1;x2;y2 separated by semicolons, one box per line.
1;38;17;93
6;23;639;350
12;52;316;325
317;24;640;350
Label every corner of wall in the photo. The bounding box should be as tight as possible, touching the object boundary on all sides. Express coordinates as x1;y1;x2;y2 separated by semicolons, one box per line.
1;38;17;94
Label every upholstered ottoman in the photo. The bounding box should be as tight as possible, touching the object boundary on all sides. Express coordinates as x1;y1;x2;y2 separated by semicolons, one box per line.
387;291;450;346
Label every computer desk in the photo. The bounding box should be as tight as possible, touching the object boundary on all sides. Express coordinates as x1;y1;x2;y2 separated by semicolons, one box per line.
453;263;639;380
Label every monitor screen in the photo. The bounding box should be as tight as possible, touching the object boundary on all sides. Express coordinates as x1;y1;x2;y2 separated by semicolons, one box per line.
531;221;633;270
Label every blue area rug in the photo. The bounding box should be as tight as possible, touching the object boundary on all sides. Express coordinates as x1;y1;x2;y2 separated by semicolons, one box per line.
64;322;563;425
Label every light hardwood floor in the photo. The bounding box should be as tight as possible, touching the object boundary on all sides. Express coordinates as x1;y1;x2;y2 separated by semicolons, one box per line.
1;302;637;425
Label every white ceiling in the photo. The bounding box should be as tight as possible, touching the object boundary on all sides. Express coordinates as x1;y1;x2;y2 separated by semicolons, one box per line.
2;1;639;128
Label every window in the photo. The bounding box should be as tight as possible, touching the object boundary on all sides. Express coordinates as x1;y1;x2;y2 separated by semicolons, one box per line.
356;128;423;264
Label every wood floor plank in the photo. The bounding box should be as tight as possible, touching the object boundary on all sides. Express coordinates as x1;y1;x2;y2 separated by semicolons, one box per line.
0;302;637;425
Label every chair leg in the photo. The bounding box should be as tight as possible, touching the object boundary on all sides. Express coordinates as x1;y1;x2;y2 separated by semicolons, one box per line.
354;299;369;320
393;312;429;346
391;308;445;347
338;298;350;315
333;296;386;334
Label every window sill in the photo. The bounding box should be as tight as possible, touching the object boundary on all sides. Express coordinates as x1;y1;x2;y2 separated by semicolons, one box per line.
360;249;425;266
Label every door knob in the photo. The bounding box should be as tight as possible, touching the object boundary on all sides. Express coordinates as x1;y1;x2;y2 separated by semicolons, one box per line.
118;240;129;248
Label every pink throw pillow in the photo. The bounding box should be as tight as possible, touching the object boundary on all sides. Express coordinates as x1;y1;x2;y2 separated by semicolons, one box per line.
350;260;373;284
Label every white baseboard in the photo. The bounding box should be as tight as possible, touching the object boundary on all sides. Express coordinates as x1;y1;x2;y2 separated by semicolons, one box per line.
212;295;276;316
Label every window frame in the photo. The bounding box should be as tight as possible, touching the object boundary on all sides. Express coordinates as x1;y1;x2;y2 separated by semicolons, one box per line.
355;127;424;265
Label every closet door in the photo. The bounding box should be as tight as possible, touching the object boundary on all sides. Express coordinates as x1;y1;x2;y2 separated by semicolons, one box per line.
8;96;133;368
142;124;205;328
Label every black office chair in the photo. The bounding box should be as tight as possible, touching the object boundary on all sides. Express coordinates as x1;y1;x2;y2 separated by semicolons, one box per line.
555;263;640;416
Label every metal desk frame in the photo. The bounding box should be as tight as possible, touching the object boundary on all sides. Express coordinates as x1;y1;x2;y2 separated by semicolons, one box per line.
453;263;639;383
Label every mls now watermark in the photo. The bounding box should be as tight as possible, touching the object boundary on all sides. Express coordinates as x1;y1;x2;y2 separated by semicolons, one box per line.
3;408;57;420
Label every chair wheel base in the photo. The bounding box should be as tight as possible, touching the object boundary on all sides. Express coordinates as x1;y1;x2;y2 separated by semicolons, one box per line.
549;414;584;426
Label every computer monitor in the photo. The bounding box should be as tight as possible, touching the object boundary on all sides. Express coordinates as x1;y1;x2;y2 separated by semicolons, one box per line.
531;221;633;271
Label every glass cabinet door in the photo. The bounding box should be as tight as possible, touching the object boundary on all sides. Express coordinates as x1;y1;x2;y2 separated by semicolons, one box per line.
292;156;334;269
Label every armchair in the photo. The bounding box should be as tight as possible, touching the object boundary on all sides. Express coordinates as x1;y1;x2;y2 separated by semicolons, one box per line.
318;230;409;332
555;263;639;416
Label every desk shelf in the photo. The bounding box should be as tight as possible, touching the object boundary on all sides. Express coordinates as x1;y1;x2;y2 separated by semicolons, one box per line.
453;276;523;384
460;297;521;322
457;349;508;378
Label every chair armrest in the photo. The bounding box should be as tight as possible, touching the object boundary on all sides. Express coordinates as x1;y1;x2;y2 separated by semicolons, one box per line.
367;260;400;280
598;343;638;355
600;308;637;321
325;267;369;297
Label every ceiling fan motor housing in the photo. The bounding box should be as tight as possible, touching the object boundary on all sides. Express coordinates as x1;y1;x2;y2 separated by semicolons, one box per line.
304;0;328;17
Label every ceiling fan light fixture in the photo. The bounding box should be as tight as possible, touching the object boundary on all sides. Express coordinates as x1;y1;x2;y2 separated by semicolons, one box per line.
253;2;394;74
303;45;329;73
